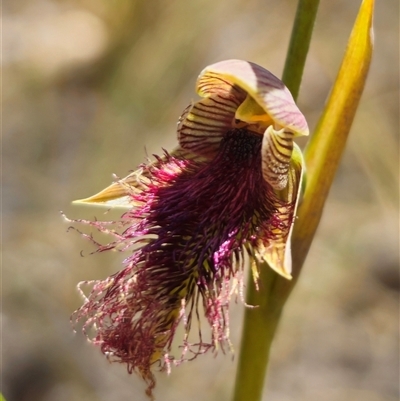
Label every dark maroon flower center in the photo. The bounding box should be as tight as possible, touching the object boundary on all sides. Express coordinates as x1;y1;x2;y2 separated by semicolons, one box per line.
137;128;279;302
219;127;263;165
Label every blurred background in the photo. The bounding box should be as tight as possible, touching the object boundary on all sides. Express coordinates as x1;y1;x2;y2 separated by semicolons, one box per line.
3;0;399;400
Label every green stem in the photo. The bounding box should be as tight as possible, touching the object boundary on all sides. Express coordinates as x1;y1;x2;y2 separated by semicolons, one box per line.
232;2;319;400
282;0;320;101
232;268;284;401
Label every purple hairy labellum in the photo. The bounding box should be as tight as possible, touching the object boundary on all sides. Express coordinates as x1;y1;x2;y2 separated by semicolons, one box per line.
66;59;308;398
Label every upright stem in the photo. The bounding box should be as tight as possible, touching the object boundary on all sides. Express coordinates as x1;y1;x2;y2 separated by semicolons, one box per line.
282;0;320;101
232;1;320;400
232;268;285;401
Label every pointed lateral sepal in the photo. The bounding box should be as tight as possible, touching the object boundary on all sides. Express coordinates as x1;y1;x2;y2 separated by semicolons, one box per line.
72;147;202;208
256;143;304;279
72;179;136;208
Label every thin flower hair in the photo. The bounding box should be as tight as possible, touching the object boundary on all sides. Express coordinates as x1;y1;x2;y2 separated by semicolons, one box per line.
68;59;308;398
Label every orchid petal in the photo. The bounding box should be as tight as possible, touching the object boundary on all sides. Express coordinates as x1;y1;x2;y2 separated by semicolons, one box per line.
261;126;294;190
256;143;304;279
177;76;246;157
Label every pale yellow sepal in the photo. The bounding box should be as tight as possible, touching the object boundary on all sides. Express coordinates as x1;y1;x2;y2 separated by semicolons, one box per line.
72;147;203;208
72;181;133;208
72;168;144;208
256;242;293;280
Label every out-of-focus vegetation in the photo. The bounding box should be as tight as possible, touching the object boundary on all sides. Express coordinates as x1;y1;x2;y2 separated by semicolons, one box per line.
3;1;398;400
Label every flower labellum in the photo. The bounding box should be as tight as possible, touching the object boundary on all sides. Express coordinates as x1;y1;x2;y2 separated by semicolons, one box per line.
70;59;308;398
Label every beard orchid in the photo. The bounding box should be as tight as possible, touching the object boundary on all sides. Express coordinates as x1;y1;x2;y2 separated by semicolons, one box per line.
69;59;308;397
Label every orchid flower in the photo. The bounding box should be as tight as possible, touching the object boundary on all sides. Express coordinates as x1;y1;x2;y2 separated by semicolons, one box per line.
69;59;308;397
67;0;374;399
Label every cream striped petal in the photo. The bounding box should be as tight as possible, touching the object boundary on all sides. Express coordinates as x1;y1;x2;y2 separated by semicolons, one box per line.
256;143;304;279
177;85;246;157
261;126;294;190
